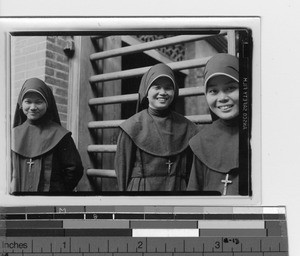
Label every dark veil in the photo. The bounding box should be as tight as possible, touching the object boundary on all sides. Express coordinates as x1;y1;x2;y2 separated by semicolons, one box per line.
13;78;61;128
136;63;179;112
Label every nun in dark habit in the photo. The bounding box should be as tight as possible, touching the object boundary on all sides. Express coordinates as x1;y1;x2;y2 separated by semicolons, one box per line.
11;78;83;193
114;63;198;191
187;53;244;195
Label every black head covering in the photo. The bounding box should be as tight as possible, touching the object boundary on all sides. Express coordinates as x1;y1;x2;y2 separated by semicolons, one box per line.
120;63;197;156
204;53;239;92
137;63;179;112
203;53;239;121
189;53;239;172
12;78;69;158
13;78;61;128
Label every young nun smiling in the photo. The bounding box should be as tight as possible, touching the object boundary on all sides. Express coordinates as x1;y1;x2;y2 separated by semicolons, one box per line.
114;63;198;191
11;78;83;193
187;53;242;195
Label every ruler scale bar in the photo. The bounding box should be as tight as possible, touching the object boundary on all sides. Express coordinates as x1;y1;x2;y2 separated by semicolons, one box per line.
0;206;289;255
1;237;288;253
0;220;287;229
0;253;288;255
131;221;198;229
0;206;287;213
0;213;287;220
63;220;131;229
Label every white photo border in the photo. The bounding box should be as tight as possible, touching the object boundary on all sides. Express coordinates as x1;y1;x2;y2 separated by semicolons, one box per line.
0;17;261;206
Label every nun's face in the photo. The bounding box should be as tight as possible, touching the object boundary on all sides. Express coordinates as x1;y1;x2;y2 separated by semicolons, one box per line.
22;92;47;121
206;75;239;120
147;77;175;110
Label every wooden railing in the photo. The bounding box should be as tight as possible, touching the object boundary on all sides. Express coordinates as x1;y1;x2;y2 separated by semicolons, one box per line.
87;32;230;179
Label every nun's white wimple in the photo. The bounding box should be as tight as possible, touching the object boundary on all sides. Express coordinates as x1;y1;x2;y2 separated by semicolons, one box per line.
146;74;176;94
22;89;48;107
204;72;239;90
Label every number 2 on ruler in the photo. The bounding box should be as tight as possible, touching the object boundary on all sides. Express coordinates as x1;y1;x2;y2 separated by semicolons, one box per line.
137;241;143;249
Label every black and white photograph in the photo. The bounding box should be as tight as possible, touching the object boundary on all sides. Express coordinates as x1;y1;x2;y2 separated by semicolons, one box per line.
1;1;300;254
0;17;260;205
7;22;255;199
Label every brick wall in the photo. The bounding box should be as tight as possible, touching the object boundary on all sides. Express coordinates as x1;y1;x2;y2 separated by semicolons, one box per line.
11;36;73;128
11;36;47;118
45;36;73;127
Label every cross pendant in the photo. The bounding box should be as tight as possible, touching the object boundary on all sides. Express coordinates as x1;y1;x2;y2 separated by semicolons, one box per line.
166;159;174;174
26;158;35;173
221;173;232;196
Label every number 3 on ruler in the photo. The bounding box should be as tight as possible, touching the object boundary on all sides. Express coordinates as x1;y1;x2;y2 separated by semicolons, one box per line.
215;241;221;249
